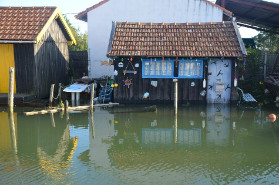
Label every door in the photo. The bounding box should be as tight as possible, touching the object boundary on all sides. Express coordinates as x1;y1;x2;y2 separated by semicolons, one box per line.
0;44;16;93
207;59;231;103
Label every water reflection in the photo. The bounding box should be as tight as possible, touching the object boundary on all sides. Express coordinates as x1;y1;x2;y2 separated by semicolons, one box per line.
1;104;279;184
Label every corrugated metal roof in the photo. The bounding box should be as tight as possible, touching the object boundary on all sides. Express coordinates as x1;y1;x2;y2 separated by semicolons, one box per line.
107;21;246;58
216;0;279;30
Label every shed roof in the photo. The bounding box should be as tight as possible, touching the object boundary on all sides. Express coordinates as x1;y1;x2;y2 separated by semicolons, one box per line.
107;21;246;58
216;0;279;31
75;0;232;22
0;6;76;45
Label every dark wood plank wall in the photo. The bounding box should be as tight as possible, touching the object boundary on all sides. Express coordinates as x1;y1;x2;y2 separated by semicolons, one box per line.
69;51;88;79
14;44;35;94
113;58;206;104
34;20;69;98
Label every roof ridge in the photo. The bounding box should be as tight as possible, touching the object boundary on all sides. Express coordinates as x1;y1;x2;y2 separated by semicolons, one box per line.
202;0;232;16
114;21;233;25
75;0;110;21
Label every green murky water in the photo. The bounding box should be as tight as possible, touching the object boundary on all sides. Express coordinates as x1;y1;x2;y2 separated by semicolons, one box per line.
1;104;279;185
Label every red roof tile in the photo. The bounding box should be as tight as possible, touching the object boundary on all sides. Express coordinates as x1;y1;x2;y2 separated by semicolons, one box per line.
0;7;56;41
107;21;245;58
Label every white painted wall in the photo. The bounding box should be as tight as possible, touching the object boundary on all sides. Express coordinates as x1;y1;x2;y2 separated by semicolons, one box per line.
87;0;224;78
207;59;232;103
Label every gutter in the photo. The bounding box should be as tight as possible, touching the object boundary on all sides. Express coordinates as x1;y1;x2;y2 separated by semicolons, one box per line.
0;40;37;44
232;21;247;56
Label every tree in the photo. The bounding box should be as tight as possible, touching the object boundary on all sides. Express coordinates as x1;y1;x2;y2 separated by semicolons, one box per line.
253;32;279;52
63;16;88;51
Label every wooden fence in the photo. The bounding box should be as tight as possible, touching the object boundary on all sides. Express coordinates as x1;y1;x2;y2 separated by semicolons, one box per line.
69;51;88;79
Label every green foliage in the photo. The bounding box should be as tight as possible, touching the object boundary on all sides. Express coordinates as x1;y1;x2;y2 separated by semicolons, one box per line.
63;16;88;51
239;48;266;101
253;32;279;52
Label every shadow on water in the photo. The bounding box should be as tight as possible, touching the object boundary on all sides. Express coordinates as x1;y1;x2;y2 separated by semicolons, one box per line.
0;104;279;184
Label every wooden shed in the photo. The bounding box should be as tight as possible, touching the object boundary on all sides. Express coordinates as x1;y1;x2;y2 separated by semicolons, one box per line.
0;7;76;98
107;21;247;104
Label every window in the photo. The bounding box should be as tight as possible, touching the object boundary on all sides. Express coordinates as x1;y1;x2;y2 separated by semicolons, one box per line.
142;59;174;78
142;59;203;79
178;60;203;79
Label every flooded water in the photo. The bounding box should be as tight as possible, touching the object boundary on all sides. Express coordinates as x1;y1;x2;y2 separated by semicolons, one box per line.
1;104;279;185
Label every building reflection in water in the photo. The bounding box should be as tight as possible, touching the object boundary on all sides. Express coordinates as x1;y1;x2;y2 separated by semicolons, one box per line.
0;112;78;184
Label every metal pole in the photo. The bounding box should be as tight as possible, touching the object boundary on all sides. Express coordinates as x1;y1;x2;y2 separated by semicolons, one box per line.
8;67;14;112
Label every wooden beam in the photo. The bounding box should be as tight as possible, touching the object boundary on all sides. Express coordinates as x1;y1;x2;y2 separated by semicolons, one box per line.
24;103;119;116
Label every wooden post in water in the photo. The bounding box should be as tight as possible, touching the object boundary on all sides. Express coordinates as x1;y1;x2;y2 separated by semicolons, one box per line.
65;100;69;121
50;112;56;127
58;83;62;104
49;84;55;108
90;110;95;139
65;100;69;113
9;111;17;154
8;67;14;112
90;83;95;111
174;114;178;144
173;79;178;115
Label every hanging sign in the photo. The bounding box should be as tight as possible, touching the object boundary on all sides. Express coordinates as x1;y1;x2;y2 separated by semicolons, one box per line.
124;70;137;74
123;78;133;88
215;83;225;93
118;62;123;68
151;81;158;87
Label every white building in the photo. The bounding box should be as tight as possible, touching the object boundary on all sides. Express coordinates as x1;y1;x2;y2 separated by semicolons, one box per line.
76;0;233;78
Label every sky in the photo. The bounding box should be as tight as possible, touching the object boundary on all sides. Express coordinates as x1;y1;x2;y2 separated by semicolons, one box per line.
1;0;278;38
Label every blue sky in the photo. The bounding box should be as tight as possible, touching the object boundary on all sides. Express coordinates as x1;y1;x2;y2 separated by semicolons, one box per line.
1;0;278;37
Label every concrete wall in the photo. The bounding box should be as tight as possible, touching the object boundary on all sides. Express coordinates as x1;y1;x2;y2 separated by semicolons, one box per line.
87;0;224;78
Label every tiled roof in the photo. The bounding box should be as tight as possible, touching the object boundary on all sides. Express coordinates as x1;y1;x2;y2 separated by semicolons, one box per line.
75;0;232;22
0;7;56;41
107;21;246;58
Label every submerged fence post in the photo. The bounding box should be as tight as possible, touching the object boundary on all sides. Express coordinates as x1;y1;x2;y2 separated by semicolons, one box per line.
90;83;95;111
49;84;55;108
173;79;178;115
8;67;14;112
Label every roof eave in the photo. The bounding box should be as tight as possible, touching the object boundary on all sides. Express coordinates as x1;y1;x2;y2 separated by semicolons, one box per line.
0;40;37;44
36;7;77;45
